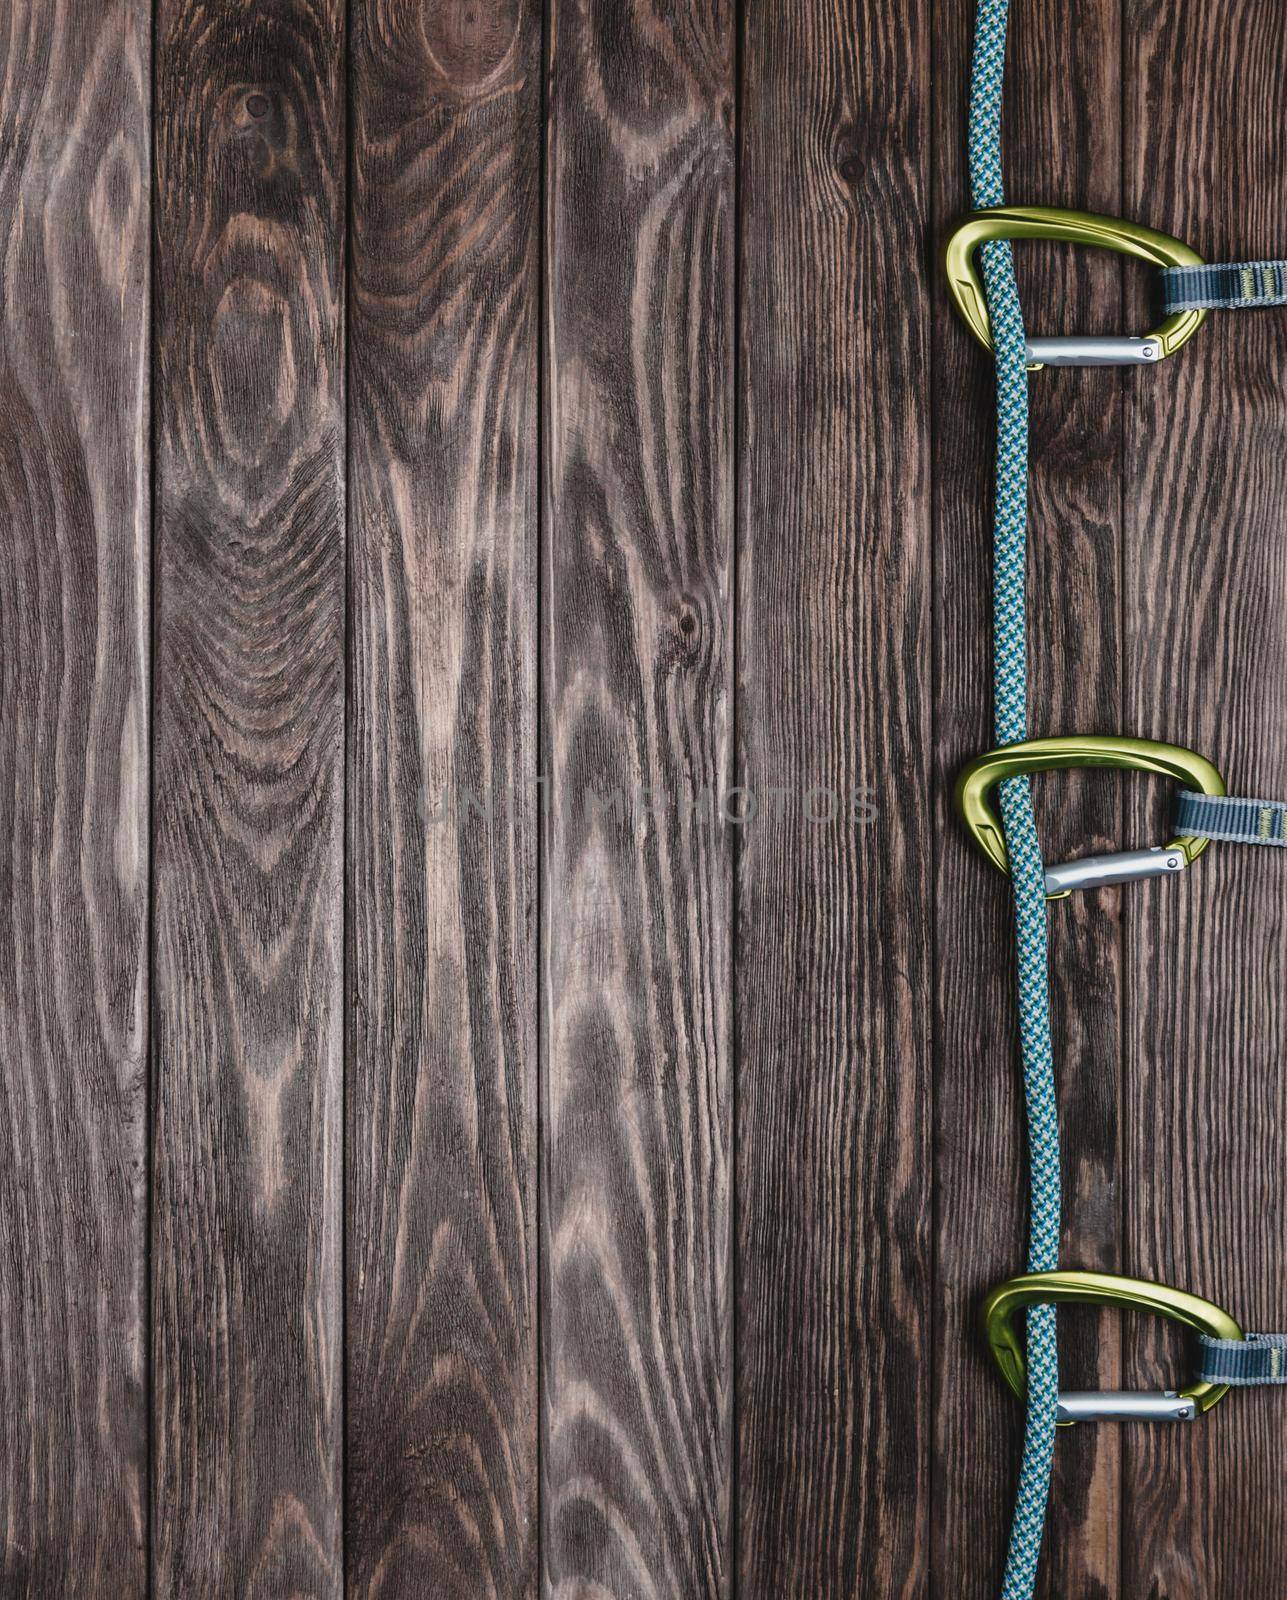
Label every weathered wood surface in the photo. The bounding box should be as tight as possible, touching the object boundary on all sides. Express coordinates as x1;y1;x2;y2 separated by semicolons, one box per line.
736;3;932;1595
541;3;736;1596
346;1;541;1595
151;0;346;1591
0;2;150;1593
1123;5;1287;1596
1;1;1285;1594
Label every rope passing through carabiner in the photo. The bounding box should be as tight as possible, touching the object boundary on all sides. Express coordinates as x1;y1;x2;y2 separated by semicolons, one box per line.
968;2;1063;1594
959;4;1287;1591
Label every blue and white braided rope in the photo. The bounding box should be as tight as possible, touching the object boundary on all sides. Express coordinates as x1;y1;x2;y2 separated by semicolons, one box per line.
968;2;1062;1595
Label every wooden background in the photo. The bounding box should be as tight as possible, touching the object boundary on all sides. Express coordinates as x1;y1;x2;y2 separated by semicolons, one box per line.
1;0;1283;1595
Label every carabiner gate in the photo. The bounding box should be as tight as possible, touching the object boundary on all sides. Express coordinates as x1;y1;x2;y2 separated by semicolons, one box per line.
982;1269;1244;1425
944;205;1209;369
954;734;1226;900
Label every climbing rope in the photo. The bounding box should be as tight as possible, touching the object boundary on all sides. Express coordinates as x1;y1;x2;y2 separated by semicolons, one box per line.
957;4;1287;1594
967;4;1062;1594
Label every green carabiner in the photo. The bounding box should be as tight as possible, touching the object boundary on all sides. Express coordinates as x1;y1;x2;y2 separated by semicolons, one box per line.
944;205;1208;369
954;734;1227;900
982;1269;1244;1425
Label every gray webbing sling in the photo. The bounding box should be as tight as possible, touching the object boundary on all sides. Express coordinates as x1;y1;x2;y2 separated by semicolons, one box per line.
1175;791;1287;846
1199;1335;1287;1385
1162;261;1287;311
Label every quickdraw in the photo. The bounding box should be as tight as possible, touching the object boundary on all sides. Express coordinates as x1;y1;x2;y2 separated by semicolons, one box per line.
955;3;1287;1595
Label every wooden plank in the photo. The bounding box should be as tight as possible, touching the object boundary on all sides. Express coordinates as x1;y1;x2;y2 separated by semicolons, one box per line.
345;1;541;1594
0;2;150;1591
735;3;931;1594
150;1;345;1589
1123;6;1287;1594
541;3;736;1595
930;0;1129;1594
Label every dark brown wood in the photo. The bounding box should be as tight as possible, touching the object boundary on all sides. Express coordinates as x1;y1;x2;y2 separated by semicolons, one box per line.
4;3;1287;1590
735;3;932;1595
541;3;736;1595
0;3;150;1592
931;1;1130;1595
1123;5;1287;1595
345;2;541;1595
150;1;346;1590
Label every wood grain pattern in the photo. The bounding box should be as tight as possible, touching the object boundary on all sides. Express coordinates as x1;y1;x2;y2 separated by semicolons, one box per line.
1123;4;1287;1594
0;2;150;1592
3;2;1286;1590
931;0;1129;1595
735;3;932;1595
151;1;345;1590
541;3;736;1595
345;2;540;1595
